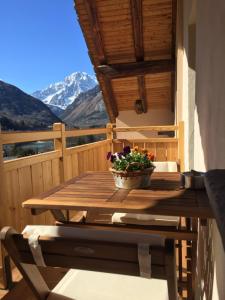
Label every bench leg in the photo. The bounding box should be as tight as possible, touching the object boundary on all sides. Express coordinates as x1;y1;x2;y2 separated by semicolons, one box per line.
0;242;13;290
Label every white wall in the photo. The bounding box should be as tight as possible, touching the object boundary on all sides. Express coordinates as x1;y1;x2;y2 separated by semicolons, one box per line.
195;1;225;299
116;109;174;138
181;0;225;299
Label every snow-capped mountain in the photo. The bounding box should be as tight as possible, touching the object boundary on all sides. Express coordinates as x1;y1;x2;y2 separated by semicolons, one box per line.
32;72;97;110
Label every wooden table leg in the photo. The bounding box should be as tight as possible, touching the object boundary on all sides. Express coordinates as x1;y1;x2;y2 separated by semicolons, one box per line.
50;209;67;223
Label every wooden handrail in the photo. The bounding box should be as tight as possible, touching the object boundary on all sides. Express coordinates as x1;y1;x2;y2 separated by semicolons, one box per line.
1;126;110;145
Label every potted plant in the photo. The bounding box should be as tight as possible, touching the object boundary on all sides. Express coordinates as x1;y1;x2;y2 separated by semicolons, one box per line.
107;146;155;189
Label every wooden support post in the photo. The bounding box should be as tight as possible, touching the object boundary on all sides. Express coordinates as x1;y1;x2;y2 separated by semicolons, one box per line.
53;123;66;183
178;121;185;172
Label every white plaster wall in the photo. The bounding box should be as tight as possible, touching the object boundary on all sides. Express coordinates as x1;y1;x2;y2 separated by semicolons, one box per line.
195;1;225;298
176;0;197;171
116;109;174;139
189;0;225;299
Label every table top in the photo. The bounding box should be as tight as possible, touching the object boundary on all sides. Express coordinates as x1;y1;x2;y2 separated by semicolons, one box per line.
22;171;214;219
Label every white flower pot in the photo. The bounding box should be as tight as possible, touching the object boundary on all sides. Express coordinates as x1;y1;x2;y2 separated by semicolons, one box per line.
110;167;155;189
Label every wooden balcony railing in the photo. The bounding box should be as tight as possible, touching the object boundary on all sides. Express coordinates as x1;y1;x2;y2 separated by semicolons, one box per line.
0;121;184;232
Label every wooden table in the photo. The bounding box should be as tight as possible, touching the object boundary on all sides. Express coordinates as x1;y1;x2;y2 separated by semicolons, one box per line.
22;171;214;299
22;171;214;240
23;171;213;217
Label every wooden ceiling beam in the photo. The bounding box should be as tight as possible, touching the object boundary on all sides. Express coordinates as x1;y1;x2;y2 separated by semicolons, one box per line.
171;0;177;61
82;1;118;118
130;0;144;61
97;59;175;79
96;72;118;119
83;0;106;64
103;77;118;118
138;75;147;113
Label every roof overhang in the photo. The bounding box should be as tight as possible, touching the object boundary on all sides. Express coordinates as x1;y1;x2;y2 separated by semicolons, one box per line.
74;0;177;122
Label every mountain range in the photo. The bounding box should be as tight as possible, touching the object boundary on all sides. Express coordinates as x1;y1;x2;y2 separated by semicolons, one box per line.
32;72;97;110
0;80;60;131
0;72;108;131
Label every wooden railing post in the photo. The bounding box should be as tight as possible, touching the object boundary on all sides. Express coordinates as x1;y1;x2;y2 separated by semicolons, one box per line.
106;123;113;152
0;126;12;290
53;123;66;183
178;121;185;172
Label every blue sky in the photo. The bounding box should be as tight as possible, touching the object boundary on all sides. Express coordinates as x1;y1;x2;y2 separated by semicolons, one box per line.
0;0;94;94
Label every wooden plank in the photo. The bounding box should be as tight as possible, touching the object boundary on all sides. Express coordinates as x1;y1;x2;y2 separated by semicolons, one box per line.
178;121;185;171
97;59;175;78
71;153;79;177
4;170;21;229
53;123;66;183
130;0;144;61
113;138;178;144
64;155;73;181
18;166;34;229
31;164;46;225
113;125;178;132
156;143;167;161
66;140;110;155
83;0;106;64
42;161;53;192
51;158;61;186
1;131;60;145
31;163;44;196
4;150;62;172
65;127;109;138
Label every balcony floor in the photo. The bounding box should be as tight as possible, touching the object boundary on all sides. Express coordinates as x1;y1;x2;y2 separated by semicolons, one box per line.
0;267;68;300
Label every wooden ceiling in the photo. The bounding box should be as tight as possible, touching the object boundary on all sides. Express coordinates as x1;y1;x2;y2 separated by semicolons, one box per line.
74;0;177;121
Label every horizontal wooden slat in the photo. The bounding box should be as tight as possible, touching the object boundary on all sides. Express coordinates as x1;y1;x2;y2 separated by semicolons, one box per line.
1;131;61;145
4;150;62;172
66;140;111;155
113;125;178;132
113;138;178;144
65;128;110;138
